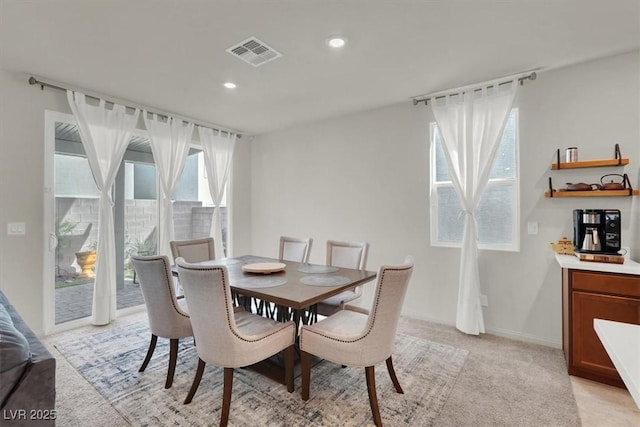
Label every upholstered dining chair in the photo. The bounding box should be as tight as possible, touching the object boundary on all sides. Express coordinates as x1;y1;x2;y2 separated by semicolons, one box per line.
130;255;193;389
175;258;296;427
314;240;369;319
279;235;313;263
169;237;215;263
170;237;216;301
299;256;414;427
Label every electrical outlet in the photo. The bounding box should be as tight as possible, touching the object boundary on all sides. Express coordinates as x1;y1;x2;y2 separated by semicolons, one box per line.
480;294;488;307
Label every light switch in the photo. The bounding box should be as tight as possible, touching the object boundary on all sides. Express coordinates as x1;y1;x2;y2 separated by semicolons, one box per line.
527;221;538;235
7;222;26;236
479;294;489;307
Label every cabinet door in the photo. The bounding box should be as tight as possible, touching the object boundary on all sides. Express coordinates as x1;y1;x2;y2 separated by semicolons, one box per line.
572;291;640;384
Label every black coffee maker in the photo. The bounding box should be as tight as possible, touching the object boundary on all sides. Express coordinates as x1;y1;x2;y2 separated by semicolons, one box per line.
573;209;621;254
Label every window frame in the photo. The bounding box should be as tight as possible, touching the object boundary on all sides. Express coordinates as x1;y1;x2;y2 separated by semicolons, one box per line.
429;109;520;252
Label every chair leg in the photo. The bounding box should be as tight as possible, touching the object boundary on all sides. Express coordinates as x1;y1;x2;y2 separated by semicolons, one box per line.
283;345;295;393
165;338;179;389
385;356;404;394
365;366;383;427
220;368;234;427
300;350;312;401
184;358;206;404
139;334;158;372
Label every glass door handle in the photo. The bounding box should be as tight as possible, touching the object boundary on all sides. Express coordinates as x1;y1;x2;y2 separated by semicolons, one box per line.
49;233;58;251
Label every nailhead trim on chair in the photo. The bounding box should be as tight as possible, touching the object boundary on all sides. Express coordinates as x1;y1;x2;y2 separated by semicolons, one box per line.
178;264;295;343
300;265;412;346
159;257;190;320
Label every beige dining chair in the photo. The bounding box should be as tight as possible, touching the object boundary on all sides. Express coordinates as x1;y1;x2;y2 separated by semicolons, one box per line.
314;240;369;319
176;258;296;427
169;237;215;263
279;236;313;263
130;255;193;389
299;256;414;427
169;237;218;302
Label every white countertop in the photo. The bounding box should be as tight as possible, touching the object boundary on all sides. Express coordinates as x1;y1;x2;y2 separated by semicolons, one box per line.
594;319;640;409
555;253;640;276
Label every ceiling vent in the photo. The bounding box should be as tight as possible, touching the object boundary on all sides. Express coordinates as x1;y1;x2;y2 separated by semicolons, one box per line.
226;37;282;67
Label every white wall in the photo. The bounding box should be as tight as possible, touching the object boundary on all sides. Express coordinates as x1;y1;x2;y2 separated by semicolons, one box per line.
0;70;69;334
248;51;640;347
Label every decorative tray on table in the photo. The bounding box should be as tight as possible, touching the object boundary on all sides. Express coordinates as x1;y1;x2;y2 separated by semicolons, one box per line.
241;262;286;274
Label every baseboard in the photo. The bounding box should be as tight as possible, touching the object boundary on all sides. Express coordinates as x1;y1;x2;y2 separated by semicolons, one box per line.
46;304;146;336
485;325;562;349
401;310;562;349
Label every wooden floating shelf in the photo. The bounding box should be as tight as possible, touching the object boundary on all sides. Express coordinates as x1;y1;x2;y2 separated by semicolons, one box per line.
547;146;635;198
545;189;639;198
551;158;629;169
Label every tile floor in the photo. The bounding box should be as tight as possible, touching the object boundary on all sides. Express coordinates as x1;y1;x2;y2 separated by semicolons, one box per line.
571;376;640;426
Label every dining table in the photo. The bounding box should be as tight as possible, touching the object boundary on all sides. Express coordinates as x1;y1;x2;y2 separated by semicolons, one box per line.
173;254;377;326
173;254;378;384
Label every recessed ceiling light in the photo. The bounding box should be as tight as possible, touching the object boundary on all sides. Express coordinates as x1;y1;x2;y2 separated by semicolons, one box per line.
327;36;347;48
223;82;237;89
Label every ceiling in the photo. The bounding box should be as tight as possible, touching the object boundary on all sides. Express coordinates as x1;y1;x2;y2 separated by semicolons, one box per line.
1;0;638;135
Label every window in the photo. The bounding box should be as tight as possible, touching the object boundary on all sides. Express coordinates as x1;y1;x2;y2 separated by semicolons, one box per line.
429;110;519;251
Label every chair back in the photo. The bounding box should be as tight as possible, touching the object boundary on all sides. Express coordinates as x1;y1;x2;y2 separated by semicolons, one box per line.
279;236;313;263
360;256;414;362
326;240;369;270
170;237;215;263
131;255;190;338
175;258;252;367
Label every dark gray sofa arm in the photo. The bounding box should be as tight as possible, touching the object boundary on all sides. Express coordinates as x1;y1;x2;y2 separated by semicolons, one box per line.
0;291;56;426
2;357;56;426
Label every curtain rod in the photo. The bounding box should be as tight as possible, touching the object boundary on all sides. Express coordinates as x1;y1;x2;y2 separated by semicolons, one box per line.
412;71;537;106
28;76;242;138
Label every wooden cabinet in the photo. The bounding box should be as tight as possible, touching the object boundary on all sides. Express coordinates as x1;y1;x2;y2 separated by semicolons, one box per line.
562;269;640;387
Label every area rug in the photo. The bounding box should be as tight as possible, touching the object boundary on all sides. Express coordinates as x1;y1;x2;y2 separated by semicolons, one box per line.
55;320;468;426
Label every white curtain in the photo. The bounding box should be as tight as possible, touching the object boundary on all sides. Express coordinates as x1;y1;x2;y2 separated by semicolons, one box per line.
143;112;194;259
198;126;237;257
431;81;518;335
67;91;140;325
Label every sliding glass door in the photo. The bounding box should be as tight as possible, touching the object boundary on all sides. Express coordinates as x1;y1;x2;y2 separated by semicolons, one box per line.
47;114;153;326
53;149;101;324
44;110;230;331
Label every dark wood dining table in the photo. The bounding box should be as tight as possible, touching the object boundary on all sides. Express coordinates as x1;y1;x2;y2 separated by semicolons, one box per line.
174;254;377;325
173;255;378;384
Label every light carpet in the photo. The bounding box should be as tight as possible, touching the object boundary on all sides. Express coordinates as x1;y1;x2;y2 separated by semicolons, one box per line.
55;320;468;426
